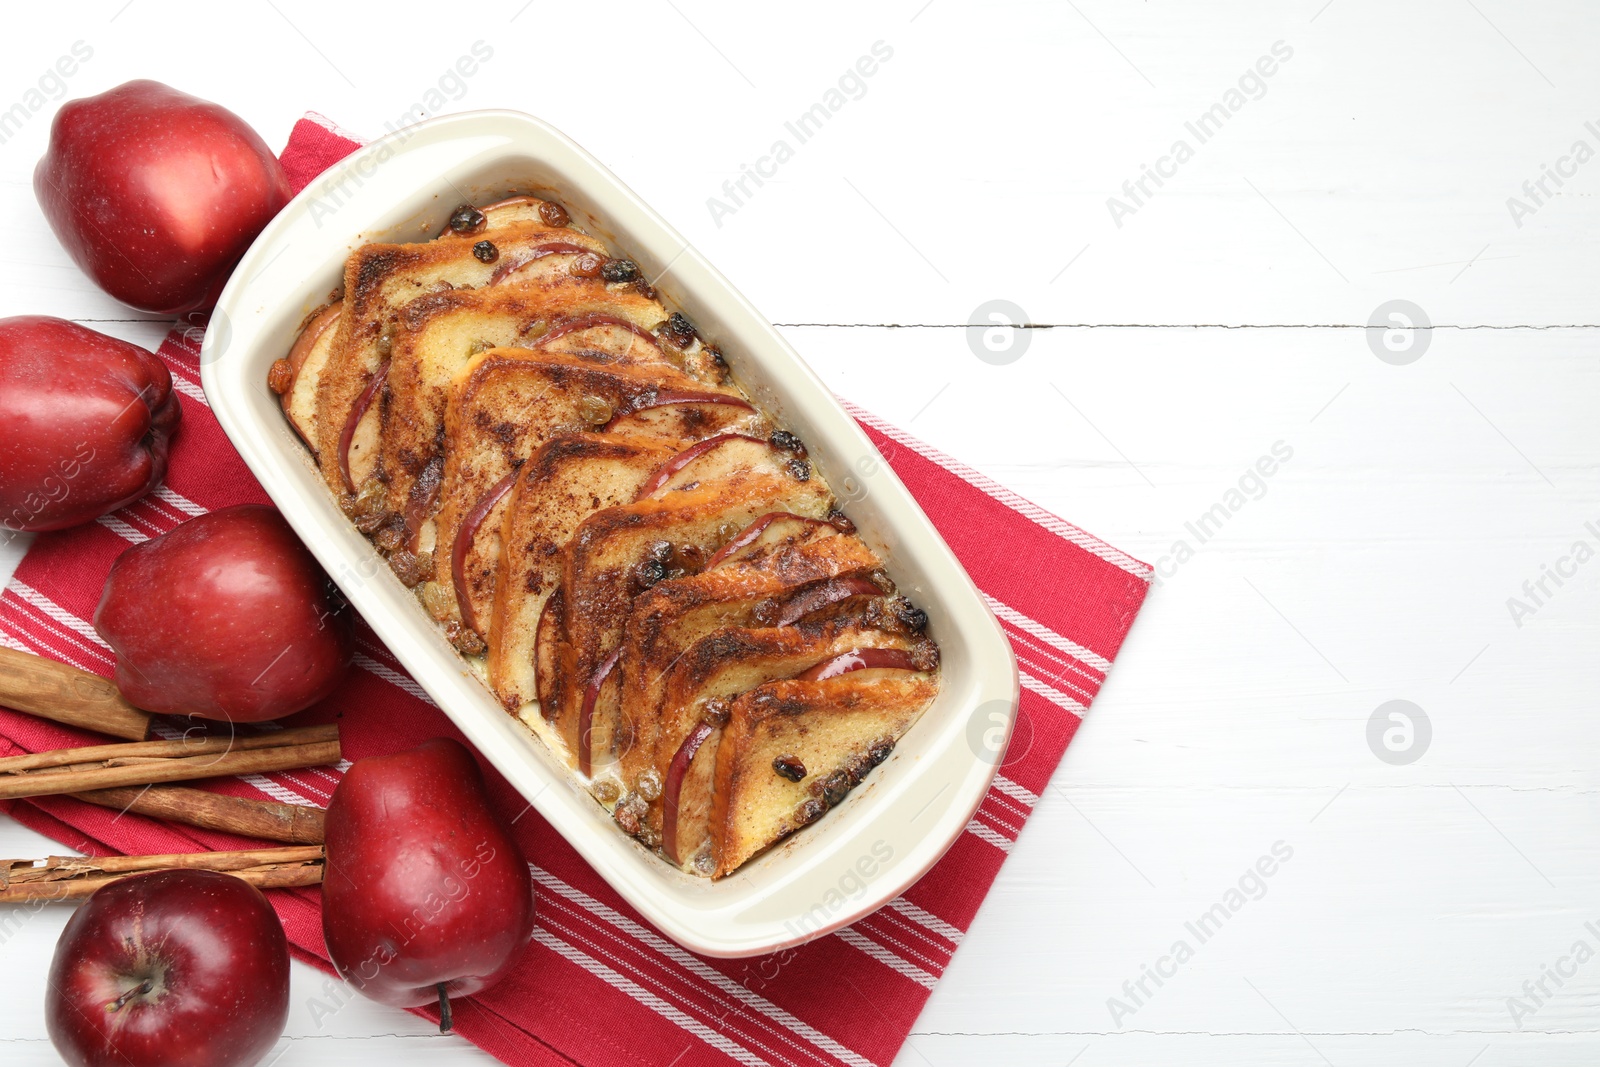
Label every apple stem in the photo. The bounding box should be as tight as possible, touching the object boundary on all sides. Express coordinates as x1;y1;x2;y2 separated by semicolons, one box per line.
108;979;152;1013
437;983;453;1033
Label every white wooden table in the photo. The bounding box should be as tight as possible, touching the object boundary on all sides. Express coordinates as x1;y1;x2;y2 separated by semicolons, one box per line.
3;2;1598;1063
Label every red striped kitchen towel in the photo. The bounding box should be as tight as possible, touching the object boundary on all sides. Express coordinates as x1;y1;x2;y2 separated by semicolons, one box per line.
0;115;1150;1067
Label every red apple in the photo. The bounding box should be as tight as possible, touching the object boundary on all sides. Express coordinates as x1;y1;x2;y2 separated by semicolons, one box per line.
45;869;289;1067
93;504;353;722
337;365;386;493
577;647;621;777
35;80;292;315
451;469;519;635
322;738;536;1025
662;720;715;864
0;317;180;531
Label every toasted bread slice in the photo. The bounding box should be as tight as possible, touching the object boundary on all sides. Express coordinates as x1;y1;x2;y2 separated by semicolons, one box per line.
312;209;592;497
426;349;746;648
487;433;679;711
378;279;682;555
614;530;883;789
276;303;342;455
710;671;938;877
550;472;833;774
649;614;932;867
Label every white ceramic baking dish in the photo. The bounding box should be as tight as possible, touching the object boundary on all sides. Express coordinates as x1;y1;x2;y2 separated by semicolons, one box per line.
202;110;1018;958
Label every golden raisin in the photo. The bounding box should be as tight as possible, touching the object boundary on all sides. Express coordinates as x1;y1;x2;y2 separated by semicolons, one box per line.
419;581;454;621
267;359;294;394
577;395;613;426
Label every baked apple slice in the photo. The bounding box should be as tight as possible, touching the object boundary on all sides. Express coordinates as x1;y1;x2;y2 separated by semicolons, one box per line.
709;669;939;878
487;432;678;711
268;302;341;454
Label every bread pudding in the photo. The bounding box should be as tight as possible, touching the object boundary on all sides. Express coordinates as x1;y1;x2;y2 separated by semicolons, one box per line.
269;195;940;877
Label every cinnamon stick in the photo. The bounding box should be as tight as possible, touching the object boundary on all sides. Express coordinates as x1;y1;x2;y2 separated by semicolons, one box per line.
0;846;325;902
0;724;340;800
0;646;152;741
71;786;326;844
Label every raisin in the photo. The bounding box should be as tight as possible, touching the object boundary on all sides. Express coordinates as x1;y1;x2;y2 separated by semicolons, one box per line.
795;798;827;825
772;755;807;782
267;358;294;394
889;596;929;635
635;558;668;589
418;582;452;620
867;739;895;766
570;252;604;278
592;778;621;805
613;793;647;835
372;522;404;553
636;769;663;802
659;312;697;349
447;204;486;235
769;430;806;456
577;395;614;426
473;240;499;263
350;482;388;533
817;771;851;807
825;508;856;534
701;698;732;728
600;258;640;283
786;459;811;481
376;329;394;358
539;201;570;228
447;623;487;656
910;640;940;672
388;549;426;588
